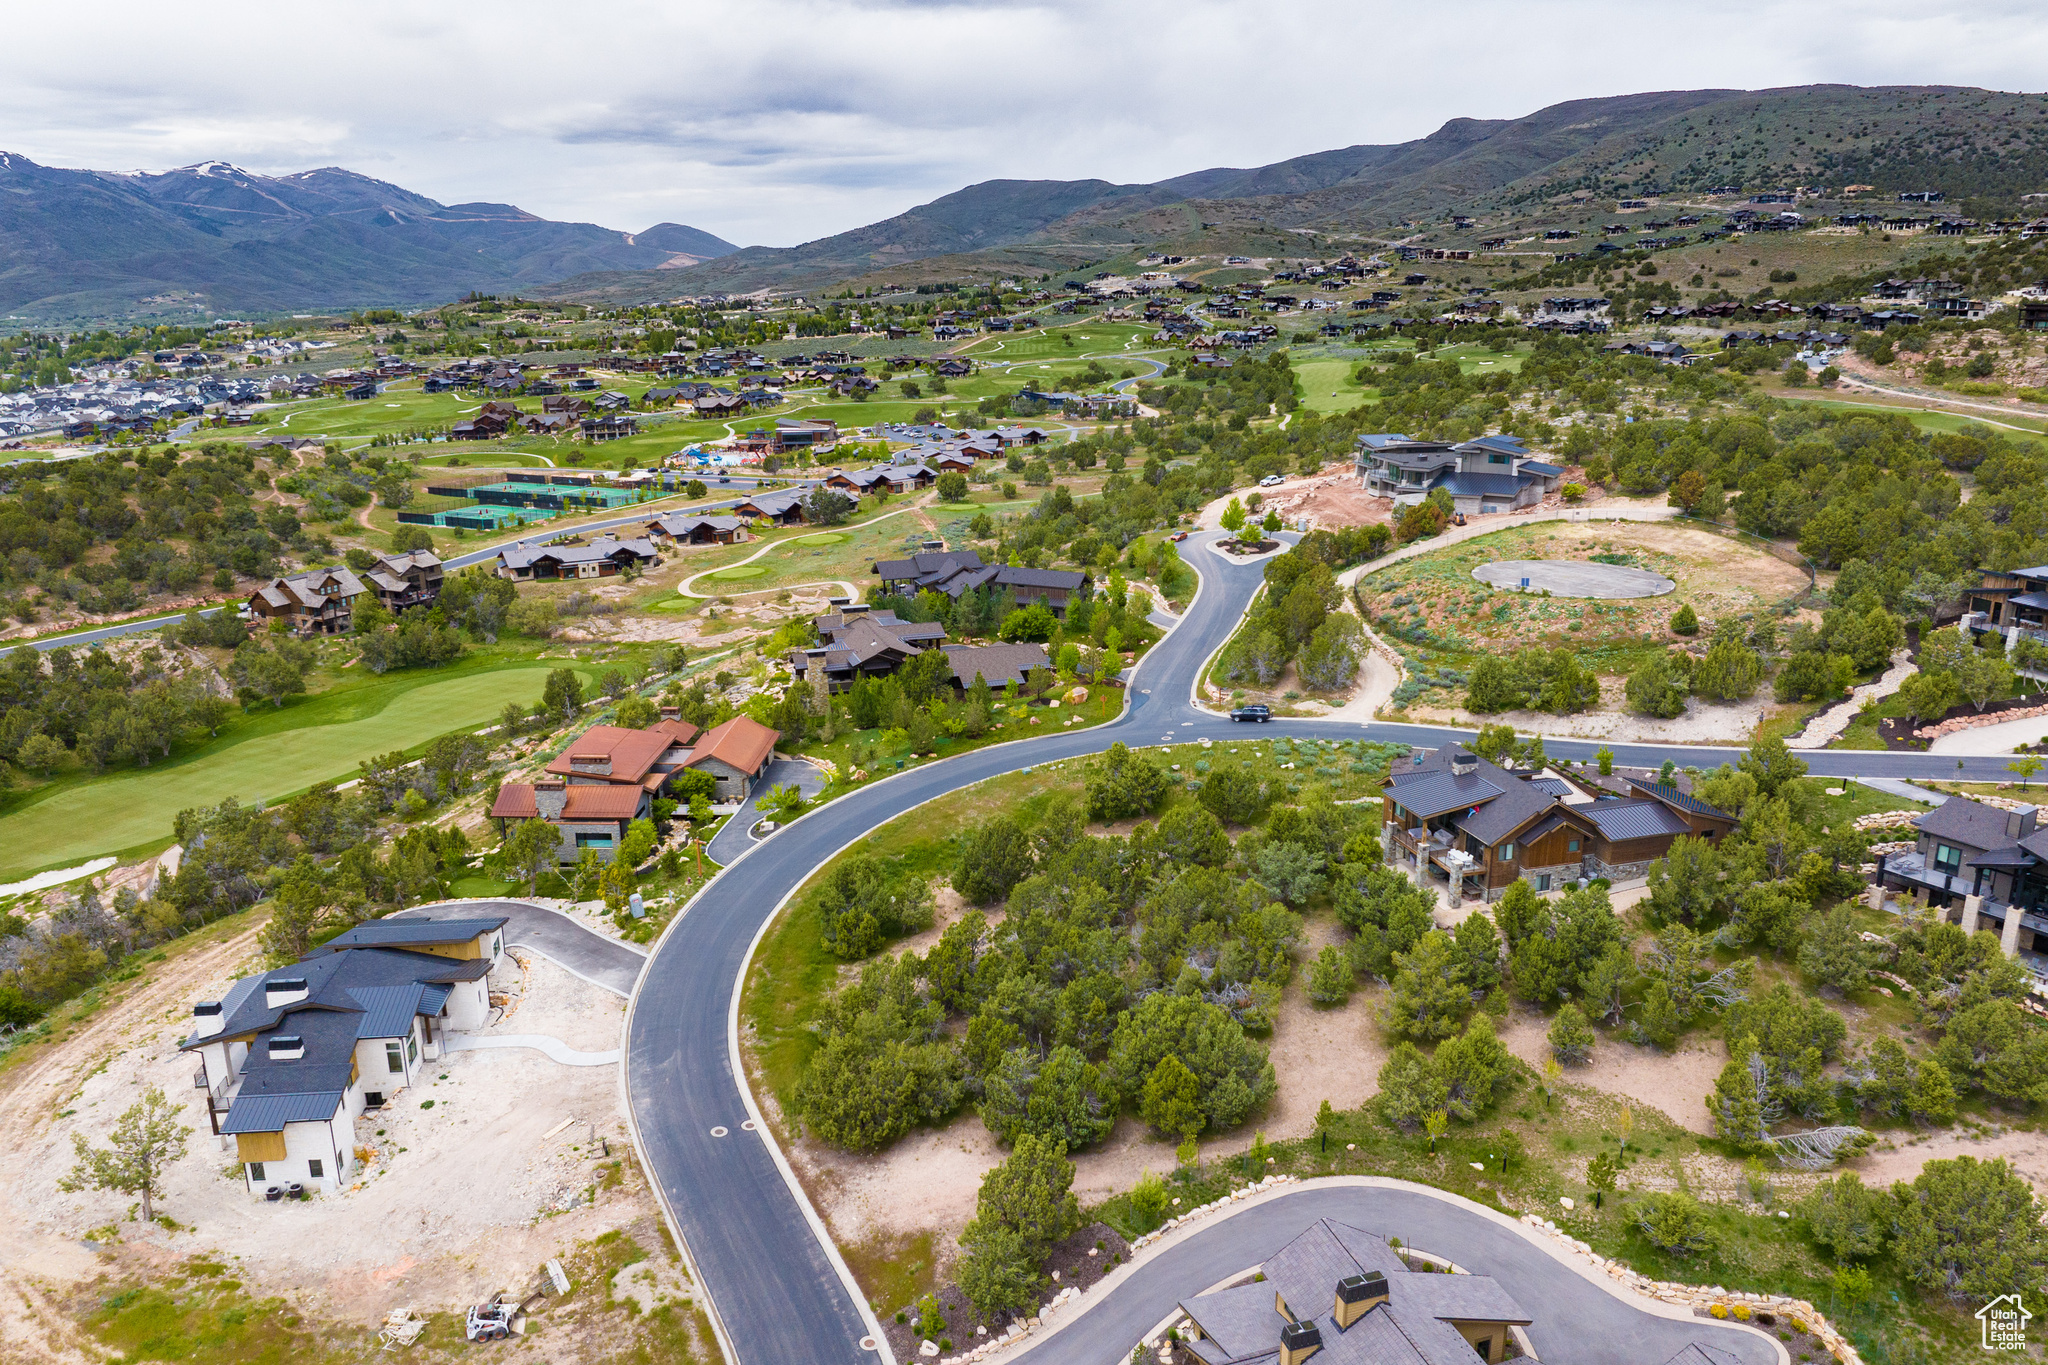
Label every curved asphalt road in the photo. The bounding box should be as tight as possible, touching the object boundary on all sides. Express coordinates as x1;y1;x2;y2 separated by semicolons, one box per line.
625;529;2012;1365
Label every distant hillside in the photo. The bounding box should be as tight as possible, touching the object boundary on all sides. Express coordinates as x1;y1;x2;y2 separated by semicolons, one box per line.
570;84;2048;302
0;155;737;319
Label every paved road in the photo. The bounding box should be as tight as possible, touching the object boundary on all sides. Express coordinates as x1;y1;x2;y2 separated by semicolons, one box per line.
400;899;645;997
1007;1184;1776;1365
623;530;2010;1365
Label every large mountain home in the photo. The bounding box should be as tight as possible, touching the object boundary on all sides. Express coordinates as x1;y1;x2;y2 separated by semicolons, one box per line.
1963;565;2048;676
1872;795;2048;963
496;536;659;581
823;461;939;496
733;489;809;525
1174;1217;1532;1364
1382;746;1733;903
786;603;1052;693
182;916;507;1197
246;565;365;634
644;512;749;545
872;550;1088;618
1354;433;1565;516
360;550;444;611
490;714;781;858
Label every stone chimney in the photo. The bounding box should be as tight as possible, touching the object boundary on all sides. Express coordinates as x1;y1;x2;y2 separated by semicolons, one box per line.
569;750;612;777
1334;1272;1388;1328
192;1000;224;1039
535;779;568;820
1278;1319;1323;1365
659;705;680;721
1450;749;1478;777
264;977;308;1009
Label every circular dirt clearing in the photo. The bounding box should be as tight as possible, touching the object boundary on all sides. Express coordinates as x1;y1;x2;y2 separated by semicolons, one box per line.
1472;559;1675;599
707;564;768;581
794;532;849;546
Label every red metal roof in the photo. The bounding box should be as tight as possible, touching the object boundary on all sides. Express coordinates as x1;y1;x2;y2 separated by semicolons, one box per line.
683;715;779;777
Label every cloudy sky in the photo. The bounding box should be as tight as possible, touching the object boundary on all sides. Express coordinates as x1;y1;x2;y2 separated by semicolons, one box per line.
4;0;2047;247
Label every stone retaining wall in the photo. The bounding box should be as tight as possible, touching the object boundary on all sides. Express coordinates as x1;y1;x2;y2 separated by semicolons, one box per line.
1517;1212;1861;1365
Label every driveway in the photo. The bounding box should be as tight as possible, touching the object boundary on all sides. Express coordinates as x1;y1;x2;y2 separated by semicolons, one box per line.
1007;1182;1778;1365
704;759;832;867
399;898;645;997
1929;712;2048;755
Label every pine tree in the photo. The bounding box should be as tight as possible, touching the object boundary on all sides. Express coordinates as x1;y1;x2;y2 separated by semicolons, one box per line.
1670;603;1699;636
60;1086;192;1224
1707;1036;1772;1151
1548;1002;1596;1065
1910;1058;1958;1126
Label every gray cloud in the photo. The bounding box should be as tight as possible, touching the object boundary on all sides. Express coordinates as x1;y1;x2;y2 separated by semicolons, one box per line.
0;0;2043;246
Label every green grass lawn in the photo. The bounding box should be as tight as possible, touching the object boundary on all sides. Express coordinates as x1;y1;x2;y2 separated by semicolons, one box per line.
1779;394;2048;444
1293;358;1380;414
0;655;599;879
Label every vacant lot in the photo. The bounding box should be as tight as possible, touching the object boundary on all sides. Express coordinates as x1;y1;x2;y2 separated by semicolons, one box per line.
1359;520;1808;656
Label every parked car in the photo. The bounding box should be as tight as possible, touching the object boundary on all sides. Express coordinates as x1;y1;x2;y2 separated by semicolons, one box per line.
1229;703;1272;722
1258;474;1284;487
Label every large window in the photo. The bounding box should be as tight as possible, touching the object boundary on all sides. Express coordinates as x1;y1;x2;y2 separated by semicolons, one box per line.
1934;844;1964;875
248;1162;265;1182
575;833;615;849
1499;842;1516;862
386;1041;404;1073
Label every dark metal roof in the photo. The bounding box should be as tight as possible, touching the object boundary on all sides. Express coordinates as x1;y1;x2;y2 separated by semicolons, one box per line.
1628;779;1733;820
1582;799;1693;841
1435;471;1526;499
1525;777;1576;798
1385;770;1504;820
322;917;505;950
1916;795;2035;853
219;1091;344;1135
346;983;429;1040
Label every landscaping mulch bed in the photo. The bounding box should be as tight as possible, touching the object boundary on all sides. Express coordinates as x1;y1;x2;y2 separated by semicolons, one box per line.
1877;687;2048;751
1692;1304;1833;1363
879;1221;1132;1361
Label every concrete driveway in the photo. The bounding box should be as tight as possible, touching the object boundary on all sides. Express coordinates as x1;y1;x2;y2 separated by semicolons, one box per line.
704;758;832;867
399;898;645;997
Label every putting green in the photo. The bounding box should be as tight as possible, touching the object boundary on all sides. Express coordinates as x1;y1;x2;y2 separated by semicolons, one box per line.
0;665;568;879
651;596;698;612
708;564;769;580
793;532;851;546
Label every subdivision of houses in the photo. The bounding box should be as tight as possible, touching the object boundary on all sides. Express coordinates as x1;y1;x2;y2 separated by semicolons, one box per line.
1173;1217;1532;1364
1381;745;1733;903
182;916;508;1197
870;549;1088;618
1354;433;1566;516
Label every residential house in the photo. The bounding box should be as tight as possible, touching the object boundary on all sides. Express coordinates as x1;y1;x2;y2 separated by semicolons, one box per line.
1381;746;1732;902
495;535;660;581
246;565;365;634
941;642;1051;691
581;414;638;442
644;512;750;545
1872;795;2048;961
181;917;507;1196
1963;565;2048;658
1354;433;1565;516
359;550;444;612
1175;1217;1532;1365
871;550;1088;618
787;605;952;691
733;489;809;525
673;714;781;803
489;778;650;863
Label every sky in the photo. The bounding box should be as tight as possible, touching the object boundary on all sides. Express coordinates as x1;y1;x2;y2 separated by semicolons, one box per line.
4;0;2048;248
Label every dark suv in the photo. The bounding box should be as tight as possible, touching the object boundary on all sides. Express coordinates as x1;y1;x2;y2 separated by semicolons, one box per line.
1229;703;1272;722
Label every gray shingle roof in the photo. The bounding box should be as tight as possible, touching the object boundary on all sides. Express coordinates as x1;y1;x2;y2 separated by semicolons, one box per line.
1917;795;2035;853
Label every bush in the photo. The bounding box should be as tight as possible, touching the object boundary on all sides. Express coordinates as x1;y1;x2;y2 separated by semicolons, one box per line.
1084;743;1170;821
1306;944;1355;1006
1633;1192;1713;1256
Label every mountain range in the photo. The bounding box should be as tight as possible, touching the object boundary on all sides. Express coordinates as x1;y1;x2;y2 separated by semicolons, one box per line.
0;155;738;319
5;83;2044;320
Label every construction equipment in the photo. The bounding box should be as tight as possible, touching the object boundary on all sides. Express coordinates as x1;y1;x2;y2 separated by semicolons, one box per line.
465;1296;516;1342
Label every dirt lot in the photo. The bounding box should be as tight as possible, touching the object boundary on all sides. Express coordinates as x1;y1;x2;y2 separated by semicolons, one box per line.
0;929;686;1363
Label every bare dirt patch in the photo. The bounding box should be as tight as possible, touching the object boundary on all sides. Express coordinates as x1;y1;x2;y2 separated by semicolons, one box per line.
0;942;648;1340
1495;1005;1723;1134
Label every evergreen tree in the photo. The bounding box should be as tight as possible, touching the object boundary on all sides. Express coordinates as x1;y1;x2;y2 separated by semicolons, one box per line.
1384;930;1471;1041
1548;1001;1596;1064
